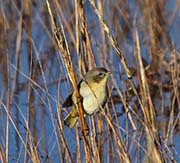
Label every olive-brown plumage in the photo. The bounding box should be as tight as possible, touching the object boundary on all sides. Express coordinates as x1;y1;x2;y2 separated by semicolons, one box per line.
63;67;111;128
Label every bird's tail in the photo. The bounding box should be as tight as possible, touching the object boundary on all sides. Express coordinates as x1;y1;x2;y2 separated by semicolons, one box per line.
64;106;79;128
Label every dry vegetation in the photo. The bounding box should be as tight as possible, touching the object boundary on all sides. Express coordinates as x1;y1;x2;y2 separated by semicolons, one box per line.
0;0;180;162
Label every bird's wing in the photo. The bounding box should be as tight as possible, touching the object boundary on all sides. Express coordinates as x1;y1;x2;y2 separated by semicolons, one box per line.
62;92;73;107
62;79;83;107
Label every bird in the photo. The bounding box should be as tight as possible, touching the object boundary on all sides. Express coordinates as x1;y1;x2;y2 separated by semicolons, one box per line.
62;67;111;128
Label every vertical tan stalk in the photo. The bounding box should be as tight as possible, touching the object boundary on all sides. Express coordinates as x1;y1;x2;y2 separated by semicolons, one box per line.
134;28;162;163
91;116;101;162
46;1;92;162
24;0;39;162
78;0;95;71
134;29;155;129
3;13;10;163
5;62;10;163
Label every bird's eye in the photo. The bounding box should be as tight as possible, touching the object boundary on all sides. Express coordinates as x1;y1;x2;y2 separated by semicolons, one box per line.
98;72;104;78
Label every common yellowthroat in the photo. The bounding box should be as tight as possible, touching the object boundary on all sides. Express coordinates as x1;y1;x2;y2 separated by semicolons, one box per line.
63;67;111;128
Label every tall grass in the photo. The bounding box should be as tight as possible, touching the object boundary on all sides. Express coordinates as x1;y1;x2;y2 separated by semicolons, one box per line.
0;0;179;162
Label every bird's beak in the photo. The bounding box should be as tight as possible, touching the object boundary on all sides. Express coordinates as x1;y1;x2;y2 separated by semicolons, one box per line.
107;71;112;76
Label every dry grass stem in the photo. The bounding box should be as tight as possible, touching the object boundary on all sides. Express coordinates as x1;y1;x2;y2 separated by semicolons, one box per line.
0;0;179;162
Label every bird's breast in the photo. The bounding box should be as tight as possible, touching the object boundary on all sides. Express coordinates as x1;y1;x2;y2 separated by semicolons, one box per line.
79;81;107;115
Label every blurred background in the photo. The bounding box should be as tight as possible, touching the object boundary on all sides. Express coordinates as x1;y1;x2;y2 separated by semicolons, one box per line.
0;0;180;162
